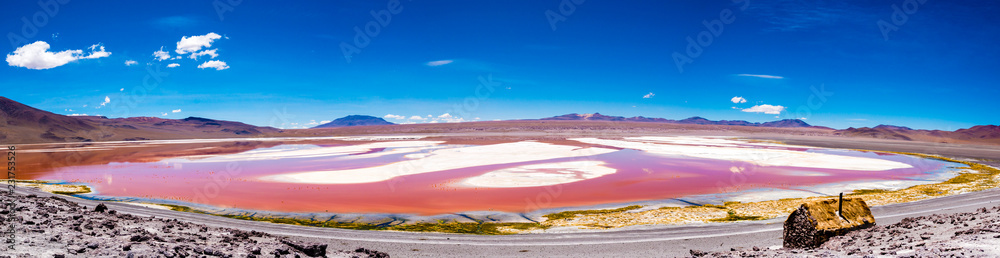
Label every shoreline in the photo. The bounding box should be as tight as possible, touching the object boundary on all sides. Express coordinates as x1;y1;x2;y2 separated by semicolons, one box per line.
10;149;997;235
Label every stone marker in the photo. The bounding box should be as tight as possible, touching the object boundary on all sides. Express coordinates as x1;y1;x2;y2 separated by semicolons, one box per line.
783;195;875;249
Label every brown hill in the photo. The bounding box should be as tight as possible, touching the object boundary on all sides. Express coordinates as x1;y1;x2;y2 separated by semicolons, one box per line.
0;97;280;144
834;124;1000;145
953;125;1000;141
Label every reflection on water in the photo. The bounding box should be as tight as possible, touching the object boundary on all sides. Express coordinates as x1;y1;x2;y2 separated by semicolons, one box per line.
20;136;952;215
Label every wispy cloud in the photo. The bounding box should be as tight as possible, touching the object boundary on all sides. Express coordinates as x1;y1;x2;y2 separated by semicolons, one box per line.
731;96;747;103
383;114;405;120
426;60;453;66
189;49;218;60
748;1;873;32
124;60;138;66
84;44;111;59
741;104;786;115
642;92;655;99
153;47;171;61
96;96;110;108
197;60;229;70
172;109;182;113
393;113;469;123
736;74;784;79
167;63;180;68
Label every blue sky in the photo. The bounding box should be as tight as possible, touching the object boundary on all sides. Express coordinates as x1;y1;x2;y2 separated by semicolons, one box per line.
1;0;997;130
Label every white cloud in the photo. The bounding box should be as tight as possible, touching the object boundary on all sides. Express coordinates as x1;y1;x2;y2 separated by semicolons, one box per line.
320;120;331;124
167;63;180;68
6;41;112;69
643;92;655;99
176;32;222;54
383;114;405;120
171;109;181;113
438;113;452;118
189;49;218;60
409;116;426;121
426;60;453;66
731;96;747;103
82;44;111;59
161;112;168;116
119;88;124;91
96;96;110;108
440;117;465;123
736;74;784;79
67;114;89;116
197;60;229;70
741;104;786;115
153;47;171;61
124;60;138;66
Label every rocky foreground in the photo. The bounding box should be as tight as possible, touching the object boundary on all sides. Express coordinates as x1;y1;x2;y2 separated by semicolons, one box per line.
693;205;1000;257
0;192;389;257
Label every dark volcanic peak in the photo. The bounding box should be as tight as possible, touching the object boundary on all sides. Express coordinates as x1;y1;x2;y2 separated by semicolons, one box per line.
540;113;812;128
313;115;394;128
761;119;812;128
677;116;713;124
183;117;218;122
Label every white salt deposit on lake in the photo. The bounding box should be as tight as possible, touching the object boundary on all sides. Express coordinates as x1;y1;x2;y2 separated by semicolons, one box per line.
570;138;912;171
260;141;617;184
177;141;445;163
459;161;617;188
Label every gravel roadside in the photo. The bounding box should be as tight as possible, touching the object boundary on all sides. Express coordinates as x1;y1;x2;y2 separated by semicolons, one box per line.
0;192;390;258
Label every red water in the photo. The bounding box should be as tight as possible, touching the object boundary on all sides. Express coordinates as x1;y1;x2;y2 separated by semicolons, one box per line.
30;140;948;215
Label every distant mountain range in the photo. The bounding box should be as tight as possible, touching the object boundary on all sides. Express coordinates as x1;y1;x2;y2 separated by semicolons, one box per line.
541;113;822;128
0;97;279;143
312;115;394;128
2;97;999;145
835;124;1000;144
